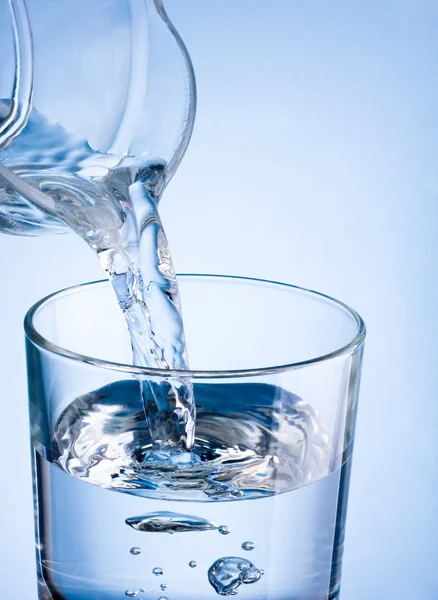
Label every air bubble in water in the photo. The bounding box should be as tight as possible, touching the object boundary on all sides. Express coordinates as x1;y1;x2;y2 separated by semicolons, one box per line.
240;567;262;584
241;541;255;551
125;591;138;598
139;590;145;593
153;567;164;576
126;512;217;534
130;547;141;555
208;557;262;596
218;525;230;535
160;584;167;591
158;597;168;600
189;560;197;568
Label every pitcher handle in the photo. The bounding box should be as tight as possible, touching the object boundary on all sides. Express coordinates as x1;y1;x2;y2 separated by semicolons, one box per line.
0;0;34;150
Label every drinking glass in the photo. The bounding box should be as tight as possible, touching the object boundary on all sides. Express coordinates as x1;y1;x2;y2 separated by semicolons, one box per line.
25;275;365;600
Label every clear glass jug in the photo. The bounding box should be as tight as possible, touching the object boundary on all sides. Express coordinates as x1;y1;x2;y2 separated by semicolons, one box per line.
0;0;196;236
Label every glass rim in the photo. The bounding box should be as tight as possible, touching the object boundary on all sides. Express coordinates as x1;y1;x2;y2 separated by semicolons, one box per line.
24;274;366;379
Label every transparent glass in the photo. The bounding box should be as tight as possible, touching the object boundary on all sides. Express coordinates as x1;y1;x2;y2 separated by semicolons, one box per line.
0;0;195;235
25;275;365;600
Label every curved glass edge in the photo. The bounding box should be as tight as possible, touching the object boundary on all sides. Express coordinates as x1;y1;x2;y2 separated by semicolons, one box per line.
24;274;366;379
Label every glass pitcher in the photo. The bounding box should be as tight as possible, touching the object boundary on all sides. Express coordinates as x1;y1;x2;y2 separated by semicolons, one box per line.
0;0;196;237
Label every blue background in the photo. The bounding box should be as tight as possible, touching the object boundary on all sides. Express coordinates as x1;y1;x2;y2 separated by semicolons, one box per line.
1;1;438;597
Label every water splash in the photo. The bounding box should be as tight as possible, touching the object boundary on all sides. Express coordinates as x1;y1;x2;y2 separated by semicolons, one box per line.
0;106;195;451
52;381;330;502
51;381;331;501
1;0;198;451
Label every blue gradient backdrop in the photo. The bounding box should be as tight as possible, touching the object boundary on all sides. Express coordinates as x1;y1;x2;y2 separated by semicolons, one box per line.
1;1;437;598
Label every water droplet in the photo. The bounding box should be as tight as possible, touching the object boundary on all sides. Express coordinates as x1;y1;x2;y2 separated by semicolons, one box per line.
189;560;197;568
208;557;262;596
126;511;217;534
160;584;167;591
218;525;230;535
153;567;164;576
130;546;141;555
125;591;138;598
241;541;255;551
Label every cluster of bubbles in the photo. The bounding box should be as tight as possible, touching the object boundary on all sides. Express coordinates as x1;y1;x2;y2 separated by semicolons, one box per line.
125;588;167;599
124;510;262;597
